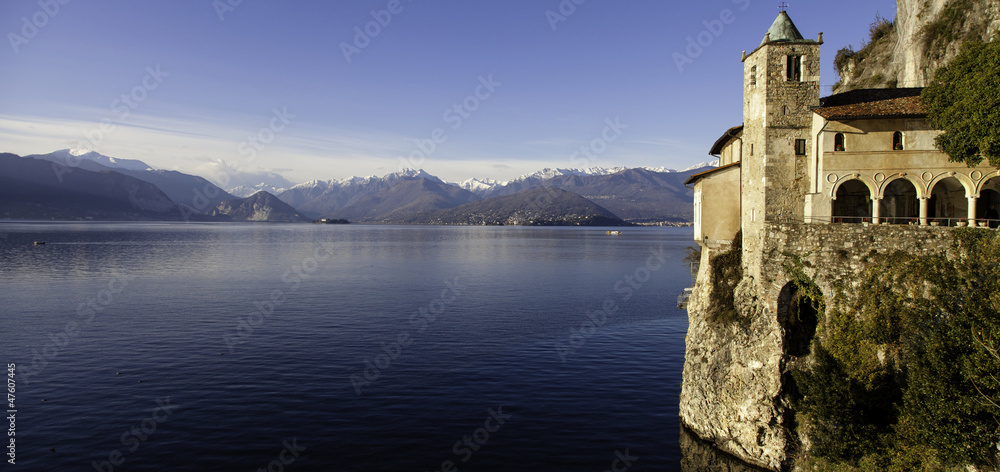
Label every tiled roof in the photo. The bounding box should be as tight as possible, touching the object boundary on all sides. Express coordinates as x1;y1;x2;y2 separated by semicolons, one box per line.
684;162;740;186
814;88;926;120
709;125;743;156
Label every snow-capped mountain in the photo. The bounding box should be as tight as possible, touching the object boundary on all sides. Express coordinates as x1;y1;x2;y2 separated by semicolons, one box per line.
277;163;714;221
188;162;295;197
681;160;719;172
53;149;154;172
227;183;290;198
511;166;630;182
455;177;504;193
278;169;444;217
27;150;236;211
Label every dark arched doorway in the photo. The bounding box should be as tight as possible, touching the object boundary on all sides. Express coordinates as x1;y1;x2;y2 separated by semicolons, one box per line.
979;177;1000;228
777;282;821;357
879;179;919;225
930;177;967;226
833;179;871;223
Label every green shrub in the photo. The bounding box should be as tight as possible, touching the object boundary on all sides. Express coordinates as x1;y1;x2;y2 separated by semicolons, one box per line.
794;230;1000;469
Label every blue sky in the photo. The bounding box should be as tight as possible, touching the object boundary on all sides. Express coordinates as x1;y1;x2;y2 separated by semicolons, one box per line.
0;0;897;184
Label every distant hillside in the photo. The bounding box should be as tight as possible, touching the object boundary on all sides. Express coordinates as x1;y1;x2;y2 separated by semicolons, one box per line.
28;150;235;212
282;166;708;222
328;178;480;222
279;169;443;217
834;0;1000;92
415;187;630;226
480;167;697;223
210;191;310;222
0;153;180;220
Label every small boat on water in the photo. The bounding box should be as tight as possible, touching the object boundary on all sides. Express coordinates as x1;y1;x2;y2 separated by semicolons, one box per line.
33;241;45;245
606;230;623;235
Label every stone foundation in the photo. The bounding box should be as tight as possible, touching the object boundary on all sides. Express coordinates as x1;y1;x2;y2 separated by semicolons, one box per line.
680;222;962;470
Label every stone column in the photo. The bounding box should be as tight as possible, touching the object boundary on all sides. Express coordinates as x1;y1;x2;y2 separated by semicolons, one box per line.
968;196;977;225
919;197;929;226
872;197;881;225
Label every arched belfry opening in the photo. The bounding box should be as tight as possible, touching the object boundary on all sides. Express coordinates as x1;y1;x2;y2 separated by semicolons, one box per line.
777;281;821;357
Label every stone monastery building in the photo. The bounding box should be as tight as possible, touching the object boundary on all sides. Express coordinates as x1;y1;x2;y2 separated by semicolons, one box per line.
679;10;1000;470
686;10;1000;253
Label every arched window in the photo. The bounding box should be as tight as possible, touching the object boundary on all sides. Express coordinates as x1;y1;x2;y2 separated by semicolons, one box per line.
834;133;845;152
893;131;904;150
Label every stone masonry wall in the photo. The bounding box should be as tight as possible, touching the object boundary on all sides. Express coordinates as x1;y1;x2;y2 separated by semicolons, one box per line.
680;222;960;471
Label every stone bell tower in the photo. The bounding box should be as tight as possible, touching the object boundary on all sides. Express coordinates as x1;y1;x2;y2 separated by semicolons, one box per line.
740;9;822;278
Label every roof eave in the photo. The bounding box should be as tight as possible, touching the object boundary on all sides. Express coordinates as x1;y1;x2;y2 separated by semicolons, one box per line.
684;162;741;186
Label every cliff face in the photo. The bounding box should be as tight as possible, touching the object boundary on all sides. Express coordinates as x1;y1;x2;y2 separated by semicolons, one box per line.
680;224;958;470
680;255;788;471
835;0;1000;92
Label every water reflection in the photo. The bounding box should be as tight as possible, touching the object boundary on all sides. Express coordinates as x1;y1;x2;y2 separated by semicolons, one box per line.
680;425;770;472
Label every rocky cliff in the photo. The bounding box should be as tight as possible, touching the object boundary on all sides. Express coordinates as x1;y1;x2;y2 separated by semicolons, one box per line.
680;224;960;470
834;0;1000;92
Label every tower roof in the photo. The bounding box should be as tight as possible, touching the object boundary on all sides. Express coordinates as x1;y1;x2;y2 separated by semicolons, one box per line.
760;11;804;45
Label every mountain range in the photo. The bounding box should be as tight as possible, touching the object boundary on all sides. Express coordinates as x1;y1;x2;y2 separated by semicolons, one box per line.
418;187;630;226
0;150;714;224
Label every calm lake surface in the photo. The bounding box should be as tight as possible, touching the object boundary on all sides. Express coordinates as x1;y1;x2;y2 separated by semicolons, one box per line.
1;222;697;471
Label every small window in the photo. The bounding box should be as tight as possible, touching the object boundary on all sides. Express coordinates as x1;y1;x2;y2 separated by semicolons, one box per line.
795;139;807;155
787;55;802;81
750;143;754;156
750;65;757;86
834;133;845;152
783;105;789;115
893;131;904;150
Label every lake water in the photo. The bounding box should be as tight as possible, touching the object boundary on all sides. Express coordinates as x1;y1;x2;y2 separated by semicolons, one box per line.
0;222;731;471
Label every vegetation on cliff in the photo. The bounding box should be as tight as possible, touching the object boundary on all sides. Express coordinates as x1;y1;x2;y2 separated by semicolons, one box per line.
834;0;999;93
793;229;1000;471
922;36;1000;167
920;0;990;59
834;14;897;90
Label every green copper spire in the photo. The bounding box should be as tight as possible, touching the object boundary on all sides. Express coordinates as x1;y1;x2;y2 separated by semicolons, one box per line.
761;11;804;45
